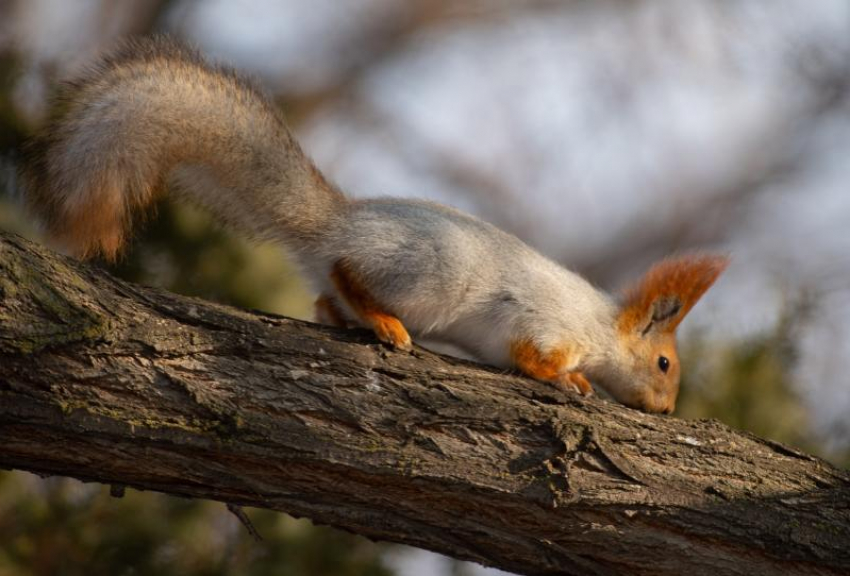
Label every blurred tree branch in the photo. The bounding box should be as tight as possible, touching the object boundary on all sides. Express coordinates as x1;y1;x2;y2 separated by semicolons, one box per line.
1;231;848;576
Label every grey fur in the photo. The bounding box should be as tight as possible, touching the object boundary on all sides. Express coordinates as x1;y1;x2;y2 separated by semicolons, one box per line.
23;36;345;257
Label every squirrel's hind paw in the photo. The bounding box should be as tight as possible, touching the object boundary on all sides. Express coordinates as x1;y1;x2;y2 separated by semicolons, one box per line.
372;315;413;351
554;372;595;397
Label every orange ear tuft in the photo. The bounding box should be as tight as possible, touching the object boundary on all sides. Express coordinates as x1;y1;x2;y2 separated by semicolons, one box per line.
618;253;729;335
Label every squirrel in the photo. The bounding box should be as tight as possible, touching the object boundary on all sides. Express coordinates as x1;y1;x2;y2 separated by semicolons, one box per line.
22;36;728;414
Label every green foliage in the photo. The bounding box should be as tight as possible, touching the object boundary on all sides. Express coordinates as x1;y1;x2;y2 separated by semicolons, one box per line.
107;199;314;320
0;472;391;576
678;334;801;440
0;50;29;154
678;319;850;468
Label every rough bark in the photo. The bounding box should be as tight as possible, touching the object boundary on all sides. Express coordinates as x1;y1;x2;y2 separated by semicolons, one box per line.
0;231;848;576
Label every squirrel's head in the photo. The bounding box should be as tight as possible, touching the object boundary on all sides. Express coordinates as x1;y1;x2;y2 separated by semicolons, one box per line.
601;254;728;414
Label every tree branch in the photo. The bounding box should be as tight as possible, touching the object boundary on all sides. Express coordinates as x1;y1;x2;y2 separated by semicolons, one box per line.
0;231;848;576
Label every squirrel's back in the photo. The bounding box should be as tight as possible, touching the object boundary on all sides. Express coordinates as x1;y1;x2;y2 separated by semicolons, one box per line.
23;36;346;260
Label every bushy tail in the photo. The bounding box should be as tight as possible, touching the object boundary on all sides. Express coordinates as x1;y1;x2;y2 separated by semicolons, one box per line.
23;36;346;260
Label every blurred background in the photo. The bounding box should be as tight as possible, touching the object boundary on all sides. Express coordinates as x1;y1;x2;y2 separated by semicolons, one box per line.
1;1;849;574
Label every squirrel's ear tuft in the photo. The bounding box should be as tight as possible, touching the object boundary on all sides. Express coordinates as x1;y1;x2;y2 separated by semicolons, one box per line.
618;253;729;335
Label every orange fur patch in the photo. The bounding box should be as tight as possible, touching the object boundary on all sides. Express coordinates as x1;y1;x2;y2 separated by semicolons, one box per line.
618;253;729;334
331;260;412;349
510;339;593;395
510;339;571;380
314;294;347;327
565;372;594;396
57;187;127;261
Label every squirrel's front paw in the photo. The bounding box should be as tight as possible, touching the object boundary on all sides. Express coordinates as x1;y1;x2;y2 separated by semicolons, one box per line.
554;372;595;397
372;315;413;351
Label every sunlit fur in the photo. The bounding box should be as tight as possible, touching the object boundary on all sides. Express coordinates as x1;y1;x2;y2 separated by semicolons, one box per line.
595;255;730;413
23;36;343;261
618;254;730;334
23;36;729;413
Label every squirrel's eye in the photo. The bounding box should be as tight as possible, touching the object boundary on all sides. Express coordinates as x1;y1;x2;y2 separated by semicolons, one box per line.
658;356;670;373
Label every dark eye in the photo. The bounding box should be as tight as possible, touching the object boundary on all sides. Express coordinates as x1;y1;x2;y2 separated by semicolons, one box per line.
658;356;670;373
